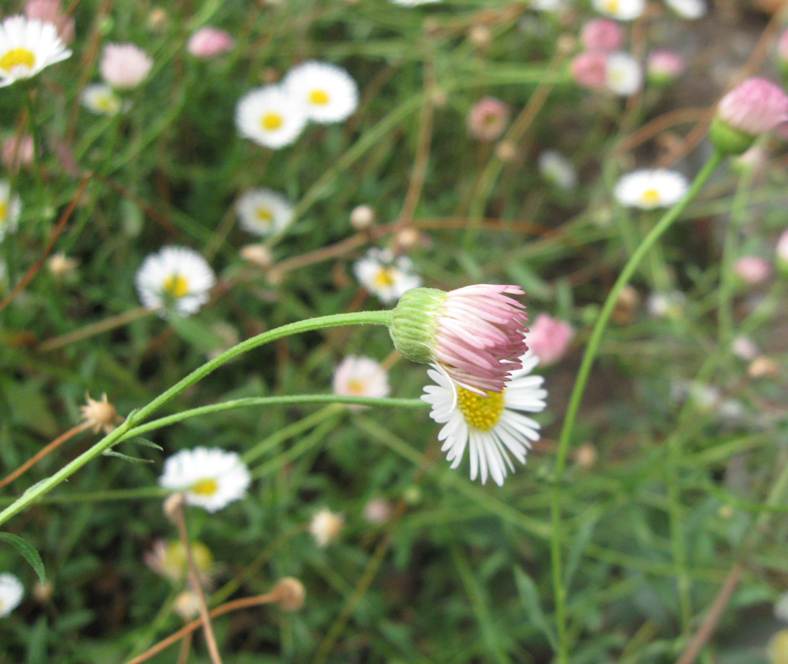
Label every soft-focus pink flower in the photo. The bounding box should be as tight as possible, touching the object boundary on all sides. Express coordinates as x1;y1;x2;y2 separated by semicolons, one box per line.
647;50;686;83
467;97;510;141
187;27;234;59
1;134;34;172
25;0;74;43
717;77;788;137
777;229;788;267
364;498;393;524
734;256;772;284
100;43;153;89
526;313;574;365
580;18;623;53
571;51;608;90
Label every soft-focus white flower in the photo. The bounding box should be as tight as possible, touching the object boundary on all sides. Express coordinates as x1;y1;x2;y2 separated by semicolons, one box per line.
664;0;706;19
0;180;22;242
647;290;686;318
159;447;251;513
135;246;216;317
309;508;344;547
236;188;293;237
390;0;441;5
100;43;152;90
144;539;214;586
422;351;547;486
0;573;23;617
353;248;422;304
538;150;578;190
236;86;308;149
333;355;390;409
529;0;565;10
0;15;71;87
593;0;645;20
605;52;642;96
614;169;688;209
283;61;358;124
81;83;123;115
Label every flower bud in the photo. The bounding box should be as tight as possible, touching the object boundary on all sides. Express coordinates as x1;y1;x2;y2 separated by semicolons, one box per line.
272;577;305;611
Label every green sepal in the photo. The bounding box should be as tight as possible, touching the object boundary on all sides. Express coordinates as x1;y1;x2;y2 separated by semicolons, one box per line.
709;117;755;157
388;288;445;365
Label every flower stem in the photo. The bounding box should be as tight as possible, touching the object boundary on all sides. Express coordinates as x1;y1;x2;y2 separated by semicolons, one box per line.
0;310;393;528
548;151;723;662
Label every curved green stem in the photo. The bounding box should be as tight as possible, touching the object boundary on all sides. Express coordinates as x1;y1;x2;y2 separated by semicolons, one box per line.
0;310;393;528
548;152;723;662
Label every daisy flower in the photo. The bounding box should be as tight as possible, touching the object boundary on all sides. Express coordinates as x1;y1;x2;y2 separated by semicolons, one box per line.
158;447;251;513
353;248;422;304
81;83;123;115
333;355;390;409
0;573;23;617
283;61;358;124
614;169;689;209
236;85;308;149
538;150;578;190
135;246;216;317
663;0;706;18
592;0;645;20
0;15;71;87
236;188;293;237
0;180;22;242
100;43;152;90
605;52;642;96
422;351;547;486
309;508;344;547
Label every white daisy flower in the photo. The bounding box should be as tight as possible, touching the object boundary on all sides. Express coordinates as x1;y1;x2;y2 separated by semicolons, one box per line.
333;355;390;409
353;248;422;305
81;83;123;115
0;180;22;242
309;508;344;547
0;15;71;87
538;150;578;190
605;52;642;96
592;0;645;20
421;351;547;486
236;188;293;237
614;169;689;209
236;85;308;149
159;447;251;513
283;61;359;124
135;246;216;317
664;0;706;18
0;573;24;617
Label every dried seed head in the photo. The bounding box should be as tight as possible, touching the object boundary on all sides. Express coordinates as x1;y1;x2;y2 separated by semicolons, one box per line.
80;393;119;434
272;577;306;611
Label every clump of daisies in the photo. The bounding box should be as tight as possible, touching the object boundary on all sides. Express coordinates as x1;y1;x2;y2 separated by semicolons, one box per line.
236;60;358;149
0;14;71;87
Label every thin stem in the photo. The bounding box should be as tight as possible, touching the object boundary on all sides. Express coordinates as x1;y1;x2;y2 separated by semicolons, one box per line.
0;310;393;527
548;152;723;663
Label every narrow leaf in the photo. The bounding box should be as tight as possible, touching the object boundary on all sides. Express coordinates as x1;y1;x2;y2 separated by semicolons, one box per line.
0;532;46;581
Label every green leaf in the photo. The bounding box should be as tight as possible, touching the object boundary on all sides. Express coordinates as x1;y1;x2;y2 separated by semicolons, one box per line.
514;566;557;649
128;438;163;451
0;532;46;581
102;449;153;464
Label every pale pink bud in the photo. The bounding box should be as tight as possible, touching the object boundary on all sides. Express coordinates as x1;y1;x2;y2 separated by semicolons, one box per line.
717;77;788;137
647;50;686;83
100;43;153;90
526;313;574;365
25;0;74;43
580;19;623;53
187;27;234;59
467;97;510;141
363;498;393;524
571;51;608;90
2;134;34;172
734;255;772;284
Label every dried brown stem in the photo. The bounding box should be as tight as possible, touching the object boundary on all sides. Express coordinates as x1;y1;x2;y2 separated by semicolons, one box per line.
37;307;154;352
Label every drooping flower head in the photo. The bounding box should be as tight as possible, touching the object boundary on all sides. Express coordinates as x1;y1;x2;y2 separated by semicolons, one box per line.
422;351;547;486
0;15;71;87
389;285;529;395
135;246;216;317
159;447;251;513
711;77;788;155
614;168;688;209
236;85;308;149
283;61;358;124
235;188;293;237
187;27;234;59
353;247;422;304
100;43;153;89
0;573;24;617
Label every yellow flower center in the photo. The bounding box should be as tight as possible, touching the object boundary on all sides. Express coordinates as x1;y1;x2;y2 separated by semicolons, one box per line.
261;112;283;131
603;0;620;13
639;188;661;206
95;94;119;113
309;88;330;106
191;478;219;496
346;378;367;394
0;201;7;222
0;47;36;74
373;268;396;288
255;206;273;224
457;387;505;432
163;274;190;299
